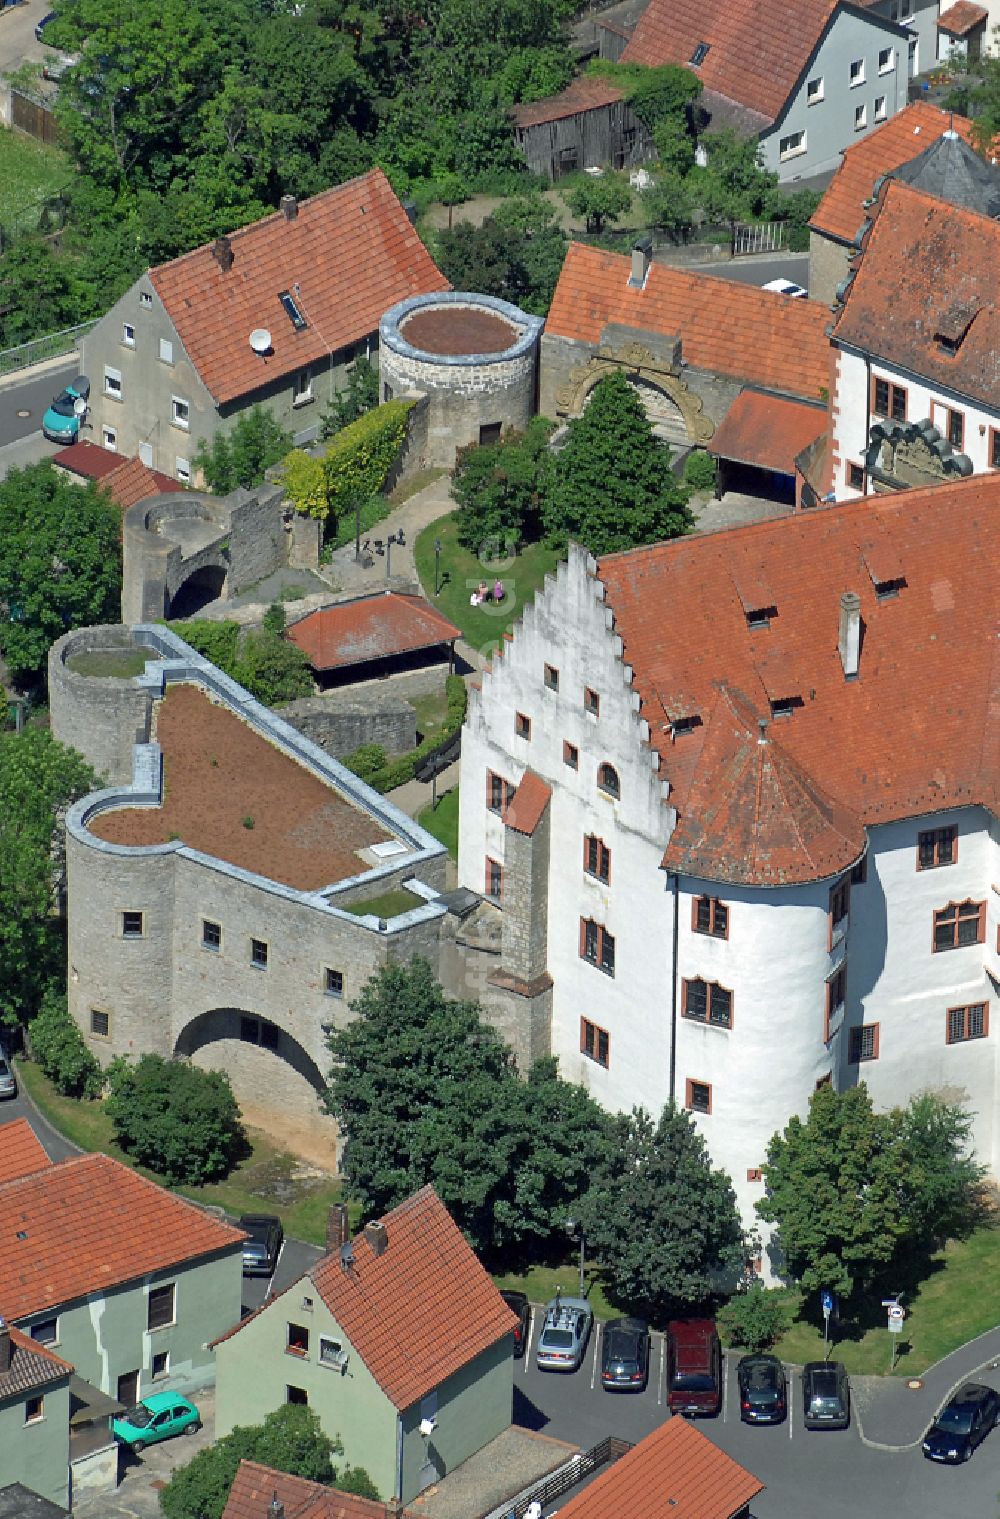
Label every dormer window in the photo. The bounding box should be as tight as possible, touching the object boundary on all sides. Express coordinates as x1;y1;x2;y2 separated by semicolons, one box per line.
936;333;959;357
874;576;906;602
690;41;710;65
670;714;702;739
279;290;308;331
769;695;803;718
746;606;777;630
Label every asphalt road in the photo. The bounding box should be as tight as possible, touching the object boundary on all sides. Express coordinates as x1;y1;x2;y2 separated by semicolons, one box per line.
682;252;813;293
516;1313;1000;1519
0;1081;81;1164
0;359;77;447
239;1233;325;1316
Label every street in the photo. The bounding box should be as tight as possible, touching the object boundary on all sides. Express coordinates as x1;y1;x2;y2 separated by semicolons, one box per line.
680;251;813;294
0;1083;81;1164
514;1312;1000;1519
0;358;77;446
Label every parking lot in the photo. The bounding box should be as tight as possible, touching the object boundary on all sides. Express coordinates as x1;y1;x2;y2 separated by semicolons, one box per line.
514;1311;1000;1519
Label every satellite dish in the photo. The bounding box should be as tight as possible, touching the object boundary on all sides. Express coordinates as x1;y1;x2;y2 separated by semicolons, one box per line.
249;328;273;355
73;396;88;417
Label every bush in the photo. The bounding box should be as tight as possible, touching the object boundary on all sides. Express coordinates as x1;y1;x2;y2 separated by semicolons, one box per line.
167;619;240;673
160;1404;336;1519
323;400;414;535
682;449;717;492
320;355;379;439
717;1283;788;1353
341;676;467;792
193;407;292;495
168;619;312;705
28;988;102;1098
105;1054;245;1185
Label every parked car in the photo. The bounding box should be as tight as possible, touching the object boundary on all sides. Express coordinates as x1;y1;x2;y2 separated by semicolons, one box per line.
535;1294;592;1372
601;1317;650;1392
112;1393;201;1452
0;1058;17;1101
802;1361;851;1430
737;1353;787;1424
762;278;809;299
238;1214;283;1277
922;1383;1000;1463
499;1290;530;1358
666;1319;722;1416
41;375;90;444
35;11;57;43
41;52;81;82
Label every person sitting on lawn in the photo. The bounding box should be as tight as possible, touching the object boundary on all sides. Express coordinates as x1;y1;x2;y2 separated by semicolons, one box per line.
493;579;504;603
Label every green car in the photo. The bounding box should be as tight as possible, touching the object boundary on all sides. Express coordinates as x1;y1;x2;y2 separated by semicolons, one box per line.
112;1392;201;1452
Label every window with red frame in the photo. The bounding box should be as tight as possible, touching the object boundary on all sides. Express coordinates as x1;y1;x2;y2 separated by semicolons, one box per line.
515;711;531;740
825;963;847;1040
584;834;610;883
829;876;850;930
933;900;985;952
847;462;865;491
485;857;503;901
693;895;728;937
486;770;515;815
584;687;600;717
850;855;867;886
946;1003;988;1044
580;1017;610;1067
917;826;957;869
580;917;615;976
873;377;906;420
685;1079;712;1114
848;1023;879;1062
563;740;579;769
682;978;733;1029
991;428;1000;470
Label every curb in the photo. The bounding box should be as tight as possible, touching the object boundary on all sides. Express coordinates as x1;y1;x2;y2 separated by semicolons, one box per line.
855;1346;1000;1452
0;351;80;393
10;1057;84;1159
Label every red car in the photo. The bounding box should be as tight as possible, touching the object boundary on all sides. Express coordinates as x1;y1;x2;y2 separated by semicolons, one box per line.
500;1290;530;1358
666;1319;722;1416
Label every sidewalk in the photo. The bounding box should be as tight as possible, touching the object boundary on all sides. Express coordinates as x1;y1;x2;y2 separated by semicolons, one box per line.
325;472;454;596
853;1324;1000;1450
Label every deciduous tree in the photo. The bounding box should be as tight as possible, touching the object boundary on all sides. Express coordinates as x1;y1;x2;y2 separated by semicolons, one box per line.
560;173;632;233
160;1404;339;1519
105;1053;246;1185
193;407;292;495
450;417;553;553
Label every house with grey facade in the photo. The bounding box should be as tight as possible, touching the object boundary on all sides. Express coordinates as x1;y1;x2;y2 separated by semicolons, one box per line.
622;0;912;181
80;170;449;484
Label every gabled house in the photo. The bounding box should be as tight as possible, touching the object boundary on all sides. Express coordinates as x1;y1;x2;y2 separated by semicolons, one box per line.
213;1187;516;1506
808;102;984;302
829;176;1000;497
0;1322;73;1510
80;170;449;482
0;1126;244;1408
621;0;911;180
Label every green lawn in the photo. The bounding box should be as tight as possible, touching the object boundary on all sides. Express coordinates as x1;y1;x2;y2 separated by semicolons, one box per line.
413;512;563;658
417;786;459;858
493;1262;617;1321
342;888;424;918
66;650;152;679
387;466;447;506
16;1058;354;1246
0;128;71;237
409;687;450;744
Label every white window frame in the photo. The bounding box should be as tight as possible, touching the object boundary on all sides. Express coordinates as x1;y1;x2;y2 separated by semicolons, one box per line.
874;95;887;122
806;75;824;104
850;59;865;87
855;103;867;131
171;396;190;431
176;456;191;484
318;1335;345;1368
158;337;174;365
779;130;807;161
104;367;123;401
292;367;314;407
122;322;135;349
139;290;153;308
102;425;118;452
878;46;894;74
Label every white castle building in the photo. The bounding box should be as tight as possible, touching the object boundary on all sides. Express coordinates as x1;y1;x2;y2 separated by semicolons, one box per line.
459;475;998;1268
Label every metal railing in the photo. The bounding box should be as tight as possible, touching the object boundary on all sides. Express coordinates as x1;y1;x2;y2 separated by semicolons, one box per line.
498;1435;634;1518
0;319;97;378
732;221;787;256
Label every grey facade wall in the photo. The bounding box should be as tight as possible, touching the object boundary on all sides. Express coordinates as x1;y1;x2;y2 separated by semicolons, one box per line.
49;627;154;785
808;229;853;307
514;100;651;181
281;694;416;760
500;810;550;983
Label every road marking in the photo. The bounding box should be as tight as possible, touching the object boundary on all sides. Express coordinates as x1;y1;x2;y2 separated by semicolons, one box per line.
788;1367;794;1439
590;1322;601;1391
657;1335;666;1407
271;1240;286;1281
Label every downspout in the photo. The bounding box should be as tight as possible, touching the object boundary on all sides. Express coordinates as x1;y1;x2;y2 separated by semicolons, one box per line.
669;871;680;1105
395;1411;404;1504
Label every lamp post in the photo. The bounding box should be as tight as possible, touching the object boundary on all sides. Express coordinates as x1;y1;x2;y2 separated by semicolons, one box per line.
354;495;362;562
565;1217;586;1297
434;536;442;596
386;531;401;579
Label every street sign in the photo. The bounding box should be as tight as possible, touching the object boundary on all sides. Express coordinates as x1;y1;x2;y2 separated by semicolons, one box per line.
888;1317;904;1334
821;1290;833;1318
888;1303;904;1321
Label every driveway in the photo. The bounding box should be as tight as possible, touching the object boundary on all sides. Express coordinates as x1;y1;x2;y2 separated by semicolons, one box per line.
0;0;50;77
0;1077;80;1163
72;1388;217;1519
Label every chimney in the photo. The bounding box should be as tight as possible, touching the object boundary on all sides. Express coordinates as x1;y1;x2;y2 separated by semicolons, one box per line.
268;1494;284;1519
364;1221;388;1257
212;236;233;273
402;199;418;226
326;1203;349;1254
280;194;297;221
838;591;862;679
0;1319;11;1375
628;237;653;289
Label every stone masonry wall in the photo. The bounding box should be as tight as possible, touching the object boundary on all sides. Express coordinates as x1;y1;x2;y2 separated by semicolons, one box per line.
227;483;288;594
808;230;853;309
48;627;154;784
379;345;537;467
500;808;550;982
280;693;416;759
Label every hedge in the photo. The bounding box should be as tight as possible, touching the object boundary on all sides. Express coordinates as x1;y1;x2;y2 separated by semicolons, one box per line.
342;675;466;793
280;401;414;530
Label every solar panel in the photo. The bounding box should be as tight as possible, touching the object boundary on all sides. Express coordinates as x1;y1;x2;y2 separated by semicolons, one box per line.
279;290;307;331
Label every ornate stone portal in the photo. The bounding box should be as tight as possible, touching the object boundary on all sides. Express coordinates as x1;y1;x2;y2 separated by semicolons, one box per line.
865;418;974;493
555;342;715;446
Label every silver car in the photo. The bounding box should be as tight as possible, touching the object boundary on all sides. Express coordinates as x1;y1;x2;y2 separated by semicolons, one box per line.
0;1058;17;1100
535;1295;593;1372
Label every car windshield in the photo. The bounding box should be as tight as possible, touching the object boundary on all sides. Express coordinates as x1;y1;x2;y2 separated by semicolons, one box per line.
673;1373;715;1391
0;1061;9;1077
124;1405;154;1428
542;1330;574;1348
50;391;77;417
937;1407;974;1434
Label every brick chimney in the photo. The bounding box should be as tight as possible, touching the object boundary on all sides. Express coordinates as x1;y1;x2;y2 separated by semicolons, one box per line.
326;1202;350;1254
364;1221;388;1257
628;237;653;289
0;1319;12;1375
838;590;862;679
280;195;298;221
212;236;234;273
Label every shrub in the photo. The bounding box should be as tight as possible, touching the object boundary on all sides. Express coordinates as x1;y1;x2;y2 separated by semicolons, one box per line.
105;1054;245;1185
28;988;102;1098
168;619;240;674
261;602;286;634
280;449;327;519
235;626;313;706
717;1282;788;1353
193;407;292;495
682;449;717;492
160;1404;336;1519
323;400;414;531
320;355;379;439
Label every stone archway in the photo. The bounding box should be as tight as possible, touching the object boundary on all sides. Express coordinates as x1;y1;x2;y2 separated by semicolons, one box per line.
556;345;715;446
168;563;228;618
175;1009;337;1169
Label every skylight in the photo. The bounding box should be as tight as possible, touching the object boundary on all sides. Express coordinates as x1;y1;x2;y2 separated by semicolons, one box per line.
691;41;710;66
279;290;308;331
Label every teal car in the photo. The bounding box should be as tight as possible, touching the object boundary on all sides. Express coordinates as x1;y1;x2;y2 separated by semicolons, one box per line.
112;1392;201;1452
41;374;90;444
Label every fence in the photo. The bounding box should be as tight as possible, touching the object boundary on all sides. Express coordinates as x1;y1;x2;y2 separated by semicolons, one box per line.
11;89;60;147
732;221;787;256
494;1436;634;1519
0;319;97;379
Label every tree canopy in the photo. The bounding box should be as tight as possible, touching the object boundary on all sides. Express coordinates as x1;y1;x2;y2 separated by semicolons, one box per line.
577;1102;745;1322
193;406;293;495
451;417;553;553
105;1053;246;1184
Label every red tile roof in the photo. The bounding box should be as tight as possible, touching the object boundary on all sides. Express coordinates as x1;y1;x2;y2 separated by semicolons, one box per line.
938;0;988;33
505;768;552;835
150;171;450;406
810;103;976;242
512;76;624;130
0;1324;74;1399
621;0;838;125
0;1153;244;1320
222;1461;401;1519
832;178;1000;412
287;592;461;672
305;1187;516;1409
53;441;181;501
596;473;999;885
707;390;826;476
557;1417;764;1519
546;244;830;402
0;1119;53;1185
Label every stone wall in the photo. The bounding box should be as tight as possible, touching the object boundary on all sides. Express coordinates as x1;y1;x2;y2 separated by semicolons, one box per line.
227;483;288;594
808;230;852;308
281;692;416;759
48;627;155;784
